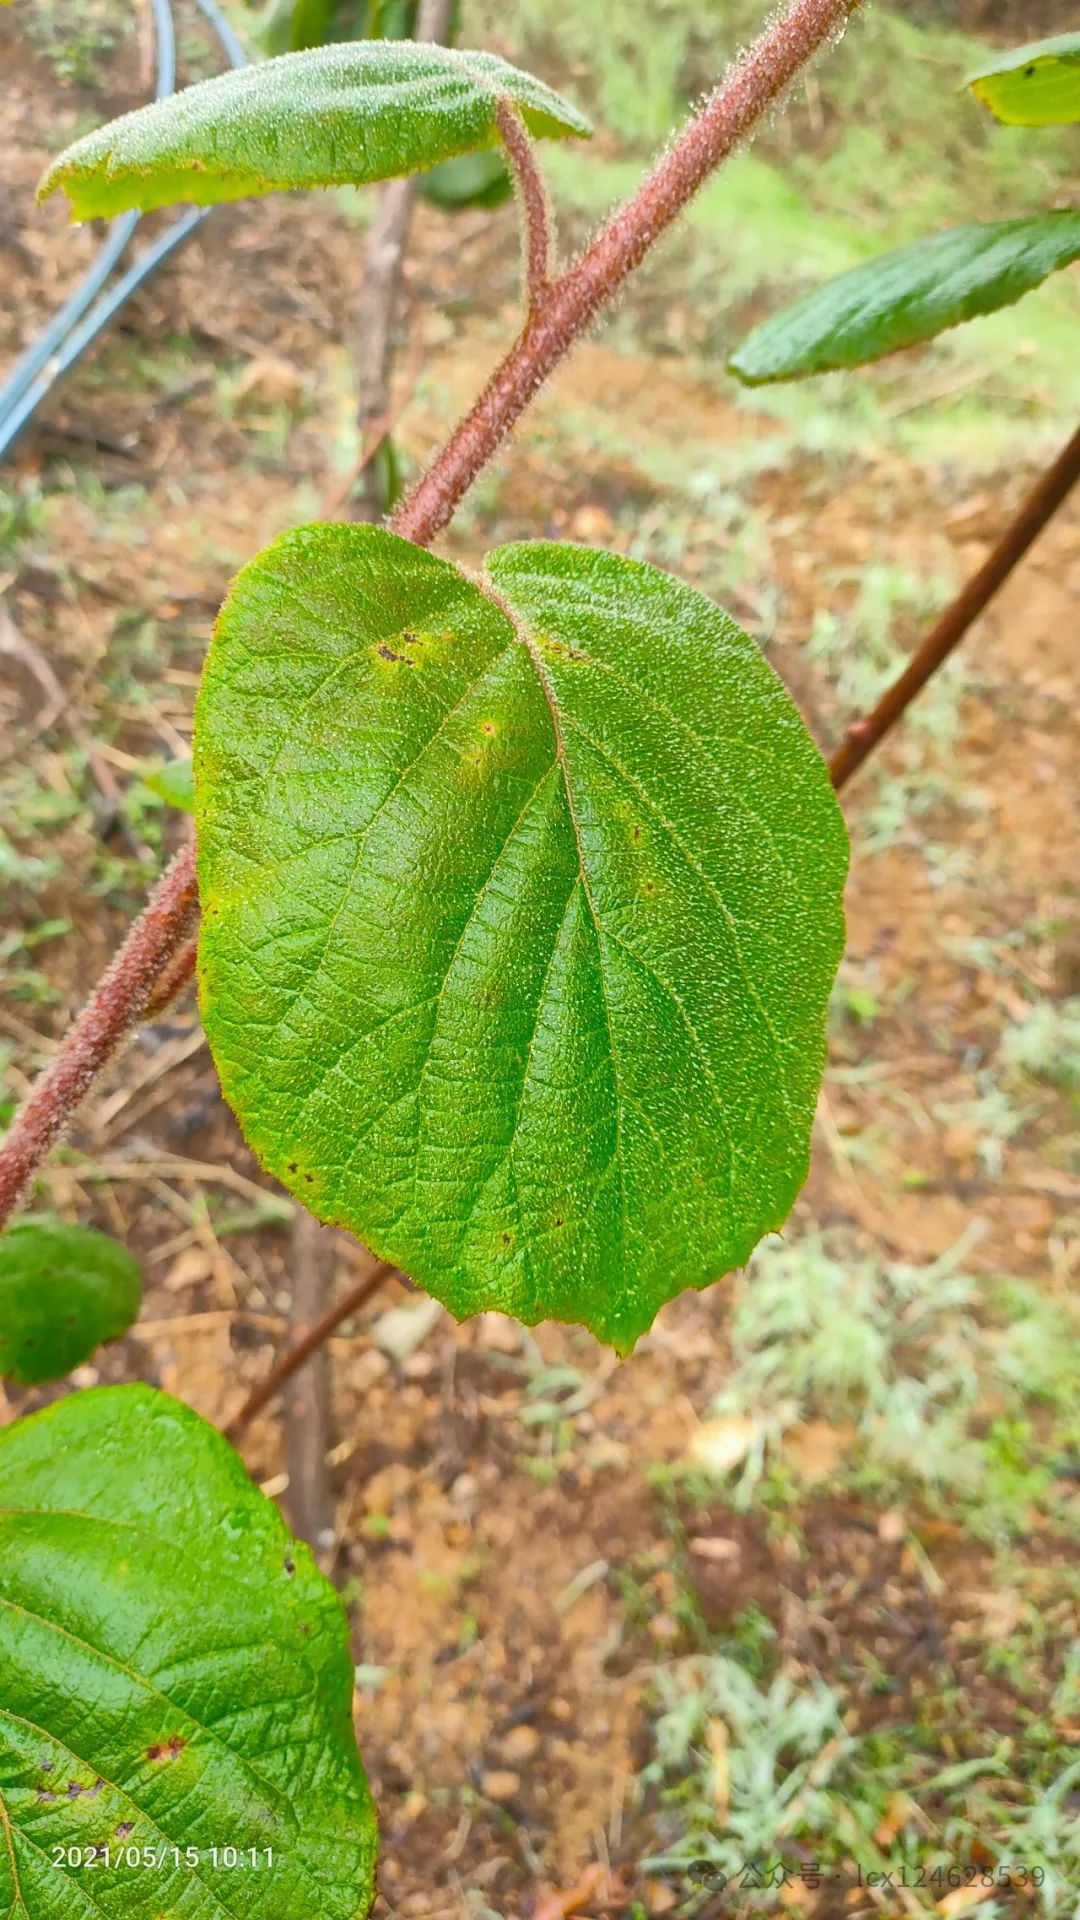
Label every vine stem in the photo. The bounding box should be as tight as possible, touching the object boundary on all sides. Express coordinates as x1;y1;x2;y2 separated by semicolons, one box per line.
0;842;199;1223
494;96;552;308
142;928;198;1019
392;0;862;546
224;1261;395;1441
829;418;1080;791
0;0;859;1229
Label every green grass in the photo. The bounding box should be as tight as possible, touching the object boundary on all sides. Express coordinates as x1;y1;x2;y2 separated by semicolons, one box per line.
639;1635;1080;1914
693;1228;1080;1522
624;1205;1080;1912
1001;998;1080;1096
23;0;121;90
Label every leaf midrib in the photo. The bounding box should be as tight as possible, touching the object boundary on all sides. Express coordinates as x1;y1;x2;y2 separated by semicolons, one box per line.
0;1791;24;1920
0;1697;242;1920
0;1506;347;1855
558;707;793;1125
494;595;631;1276
0;1592;300;1836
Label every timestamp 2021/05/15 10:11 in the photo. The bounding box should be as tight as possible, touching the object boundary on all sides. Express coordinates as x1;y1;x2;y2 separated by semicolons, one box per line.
50;1845;277;1872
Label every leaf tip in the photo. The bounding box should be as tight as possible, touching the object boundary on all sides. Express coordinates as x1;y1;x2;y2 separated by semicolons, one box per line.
35;162;62;206
36;158;91;222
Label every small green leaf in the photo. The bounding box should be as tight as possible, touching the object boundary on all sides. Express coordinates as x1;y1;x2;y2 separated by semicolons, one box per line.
195;526;847;1353
420;147;512;211
284;0;337;50
0;1384;378;1917
369;434;403;516
143;753;195;813
965;32;1080;125
727;212;1080;385
38;42;591;220
0;1216;141;1385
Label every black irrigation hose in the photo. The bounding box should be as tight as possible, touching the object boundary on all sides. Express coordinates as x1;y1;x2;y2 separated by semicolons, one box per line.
0;0;247;464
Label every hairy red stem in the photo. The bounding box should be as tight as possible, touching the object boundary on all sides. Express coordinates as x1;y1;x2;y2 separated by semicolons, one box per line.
142;930;199;1019
392;0;861;545
0;0;860;1222
0;842;199;1225
495;96;552;309
829;419;1080;791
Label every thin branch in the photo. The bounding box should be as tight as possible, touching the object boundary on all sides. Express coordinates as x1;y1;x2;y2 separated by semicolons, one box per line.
829;418;1080;792
495;96;552;309
350;0;453;522
0;841;199;1227
322;285;425;519
224;1261;394;1442
284;1211;337;1563
0;0;862;1217
352;175;419;523
392;0;862;545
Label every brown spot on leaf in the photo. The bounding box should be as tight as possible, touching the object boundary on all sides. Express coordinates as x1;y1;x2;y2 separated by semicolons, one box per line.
146;1736;186;1763
37;1789;57;1803
376;643;414;666
116;1823;134;1840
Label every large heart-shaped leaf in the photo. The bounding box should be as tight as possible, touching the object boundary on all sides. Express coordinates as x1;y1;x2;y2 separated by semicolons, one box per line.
195;528;847;1352
0;1217;141;1385
728;212;1080;385
965;32;1080;126
38;42;590;220
0;1385;377;1918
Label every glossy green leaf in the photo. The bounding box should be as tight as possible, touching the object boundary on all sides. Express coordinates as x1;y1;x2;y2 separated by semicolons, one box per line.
195;527;847;1353
965;32;1080;125
38;42;590;220
728;212;1080;385
0;1384;378;1917
0;1217;141;1385
144;753;195;813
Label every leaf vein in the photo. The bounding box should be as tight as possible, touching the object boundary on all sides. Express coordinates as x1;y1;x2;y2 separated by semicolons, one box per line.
559;710;794;1125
